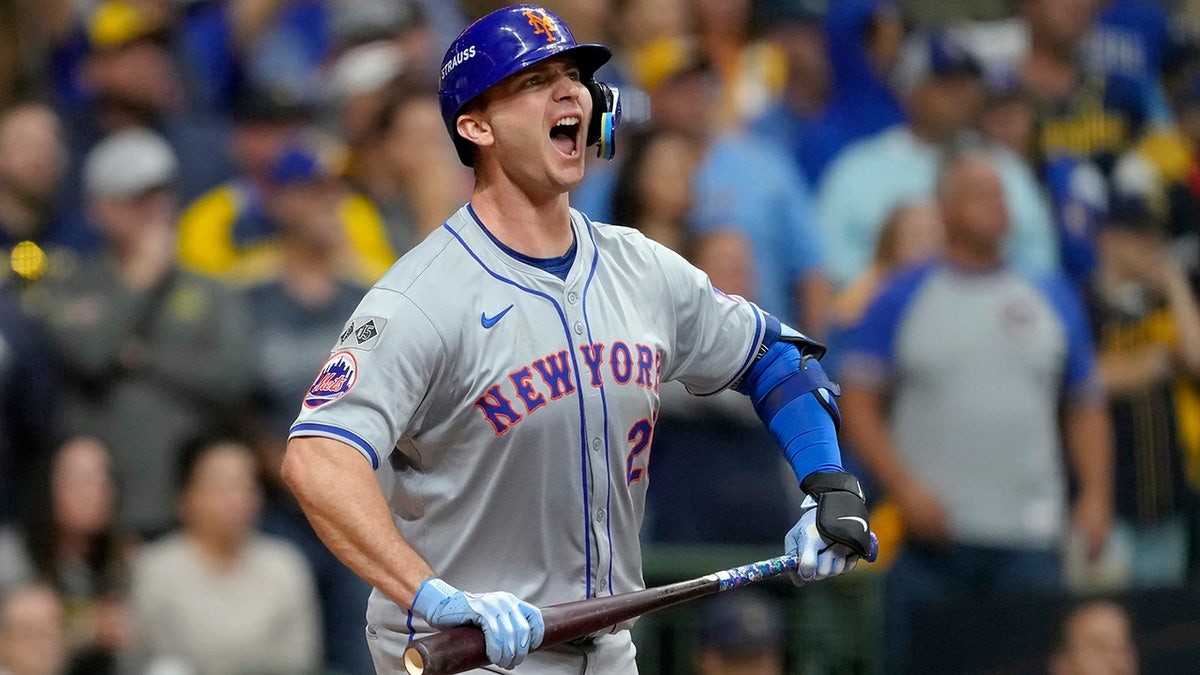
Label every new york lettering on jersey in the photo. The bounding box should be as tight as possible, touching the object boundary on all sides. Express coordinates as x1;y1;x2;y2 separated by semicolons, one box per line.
474;341;663;435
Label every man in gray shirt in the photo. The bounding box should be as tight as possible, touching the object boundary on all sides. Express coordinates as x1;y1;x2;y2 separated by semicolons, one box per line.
839;146;1114;672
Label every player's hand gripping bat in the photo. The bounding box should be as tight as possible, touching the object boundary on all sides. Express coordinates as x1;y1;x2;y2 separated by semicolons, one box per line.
403;537;878;675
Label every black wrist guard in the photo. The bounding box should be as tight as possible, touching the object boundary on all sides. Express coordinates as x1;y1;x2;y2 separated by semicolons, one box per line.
801;471;872;558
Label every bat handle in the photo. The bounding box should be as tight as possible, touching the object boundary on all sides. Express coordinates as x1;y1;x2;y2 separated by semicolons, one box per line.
403;626;488;675
866;532;879;563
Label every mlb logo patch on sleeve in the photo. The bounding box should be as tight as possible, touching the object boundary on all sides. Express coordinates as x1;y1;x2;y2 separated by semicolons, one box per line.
335;316;388;351
304;351;358;408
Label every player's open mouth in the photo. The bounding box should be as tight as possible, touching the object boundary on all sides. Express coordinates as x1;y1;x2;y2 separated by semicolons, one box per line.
549;115;581;157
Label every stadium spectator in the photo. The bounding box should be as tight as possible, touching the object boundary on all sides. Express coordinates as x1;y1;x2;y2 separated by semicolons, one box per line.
0;584;67;675
640;53;829;329
238;140;374;673
1085;183;1200;589
1014;0;1165;177
838;147;1114;672
229;0;332;114
131;436;320;675
749;3;830;187
796;0;906;183
328;0;436;74
612;0;690;76
694;590;786;675
354;84;472;256
1116;72;1200;287
58;0;232;232
692;0;786;130
0;436;134;670
241;199;368;442
175;84;308;275
36;128;250;538
179;128;395;287
1138;73;1200;502
980;82;1111;289
0;287;58;523
1074;88;1200;506
829;203;945;336
1086;0;1173;102
608;128;702;253
325;39;408;151
0;102;91;294
817;31;1059;289
1048;599;1138;675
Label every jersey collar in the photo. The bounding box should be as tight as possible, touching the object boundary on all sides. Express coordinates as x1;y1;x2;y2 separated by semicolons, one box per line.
455;203;596;289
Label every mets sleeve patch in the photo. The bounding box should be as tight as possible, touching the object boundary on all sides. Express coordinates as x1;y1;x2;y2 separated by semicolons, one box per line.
304;351;358;408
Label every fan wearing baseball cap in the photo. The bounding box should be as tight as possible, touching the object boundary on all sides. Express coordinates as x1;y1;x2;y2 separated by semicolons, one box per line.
33;128;252;540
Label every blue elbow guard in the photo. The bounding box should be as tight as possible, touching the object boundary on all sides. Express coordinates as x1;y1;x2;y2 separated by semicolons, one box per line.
737;319;843;480
753;355;841;430
736;317;841;426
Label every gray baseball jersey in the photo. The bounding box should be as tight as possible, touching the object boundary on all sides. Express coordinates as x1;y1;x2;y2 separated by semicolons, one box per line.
289;204;768;669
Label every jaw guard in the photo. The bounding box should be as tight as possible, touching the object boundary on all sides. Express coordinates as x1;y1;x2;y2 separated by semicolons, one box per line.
586;81;621;160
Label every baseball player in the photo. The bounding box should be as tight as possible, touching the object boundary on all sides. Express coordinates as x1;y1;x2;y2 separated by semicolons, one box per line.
282;5;875;673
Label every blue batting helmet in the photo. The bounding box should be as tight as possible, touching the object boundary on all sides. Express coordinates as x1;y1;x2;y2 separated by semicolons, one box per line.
438;4;616;165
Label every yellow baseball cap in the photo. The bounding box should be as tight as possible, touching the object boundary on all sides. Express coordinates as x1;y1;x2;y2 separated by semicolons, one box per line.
632;37;707;94
88;0;163;51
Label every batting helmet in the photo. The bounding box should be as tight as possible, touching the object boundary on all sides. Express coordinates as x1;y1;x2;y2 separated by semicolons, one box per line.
438;4;621;165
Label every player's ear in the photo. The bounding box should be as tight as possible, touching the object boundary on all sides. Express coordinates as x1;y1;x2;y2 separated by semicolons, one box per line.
456;113;494;152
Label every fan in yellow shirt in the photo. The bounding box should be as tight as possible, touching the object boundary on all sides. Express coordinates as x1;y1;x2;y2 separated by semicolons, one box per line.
179;132;395;287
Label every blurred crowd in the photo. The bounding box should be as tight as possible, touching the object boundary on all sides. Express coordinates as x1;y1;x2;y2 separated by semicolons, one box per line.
2;0;1200;673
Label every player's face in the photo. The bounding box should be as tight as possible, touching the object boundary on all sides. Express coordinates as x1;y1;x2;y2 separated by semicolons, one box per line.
467;56;593;195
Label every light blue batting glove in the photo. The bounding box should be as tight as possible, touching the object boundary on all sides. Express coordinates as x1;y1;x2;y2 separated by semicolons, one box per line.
411;577;545;670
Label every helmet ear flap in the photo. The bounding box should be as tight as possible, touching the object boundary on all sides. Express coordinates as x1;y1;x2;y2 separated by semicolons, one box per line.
585;81;621;160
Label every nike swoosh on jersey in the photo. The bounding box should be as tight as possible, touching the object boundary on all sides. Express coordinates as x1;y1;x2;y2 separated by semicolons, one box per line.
838;516;869;532
481;305;514;329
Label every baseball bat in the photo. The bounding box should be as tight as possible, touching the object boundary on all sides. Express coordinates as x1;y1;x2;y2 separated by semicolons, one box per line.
403;537;877;675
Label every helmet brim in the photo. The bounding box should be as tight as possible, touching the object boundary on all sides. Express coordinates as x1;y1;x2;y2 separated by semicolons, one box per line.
559;43;612;78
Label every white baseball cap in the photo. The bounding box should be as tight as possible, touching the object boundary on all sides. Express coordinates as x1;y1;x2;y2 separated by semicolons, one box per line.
326;40;406;101
83;127;178;199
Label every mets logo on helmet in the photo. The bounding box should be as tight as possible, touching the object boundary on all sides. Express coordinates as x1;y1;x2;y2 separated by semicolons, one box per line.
524;9;558;42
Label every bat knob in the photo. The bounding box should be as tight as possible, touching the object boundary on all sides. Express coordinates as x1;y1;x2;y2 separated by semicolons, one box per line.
403;646;425;675
865;533;879;563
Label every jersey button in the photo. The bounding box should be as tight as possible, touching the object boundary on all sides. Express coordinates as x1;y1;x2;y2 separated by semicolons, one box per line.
595;509;605;521
567;291;578;305
597;577;607;590
592;437;601;452
574;321;584;335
